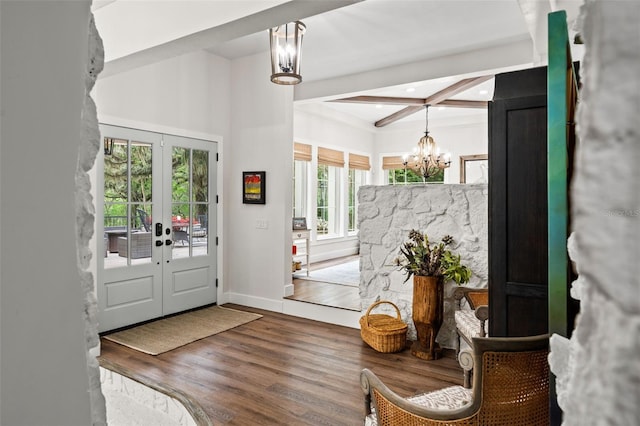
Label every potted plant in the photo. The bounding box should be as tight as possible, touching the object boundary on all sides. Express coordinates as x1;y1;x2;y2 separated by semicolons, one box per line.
395;230;471;360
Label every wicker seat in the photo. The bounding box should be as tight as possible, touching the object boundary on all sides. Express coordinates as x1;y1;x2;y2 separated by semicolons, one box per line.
361;334;550;426
117;232;152;259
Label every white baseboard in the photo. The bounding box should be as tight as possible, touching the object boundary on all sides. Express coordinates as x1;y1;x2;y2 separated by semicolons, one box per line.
224;292;362;329
284;284;294;297
283;299;361;329
226;292;284;312
309;247;359;264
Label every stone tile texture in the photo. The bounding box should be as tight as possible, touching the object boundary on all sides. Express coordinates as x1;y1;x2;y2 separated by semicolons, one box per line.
358;184;488;348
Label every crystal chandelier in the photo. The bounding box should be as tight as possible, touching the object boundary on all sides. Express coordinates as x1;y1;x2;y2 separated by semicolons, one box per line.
403;105;451;181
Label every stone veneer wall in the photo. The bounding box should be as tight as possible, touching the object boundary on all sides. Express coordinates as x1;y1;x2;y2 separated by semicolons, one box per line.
358;184;487;349
549;1;640;424
78;14;107;425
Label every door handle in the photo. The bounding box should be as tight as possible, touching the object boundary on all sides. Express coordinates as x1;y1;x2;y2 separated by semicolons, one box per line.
155;240;163;247
165;239;173;246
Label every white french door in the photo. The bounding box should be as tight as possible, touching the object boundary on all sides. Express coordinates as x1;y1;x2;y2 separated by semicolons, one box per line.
97;124;217;332
161;134;216;316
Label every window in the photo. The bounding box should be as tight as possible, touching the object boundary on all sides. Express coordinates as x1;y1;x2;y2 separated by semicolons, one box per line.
316;164;340;235
348;153;370;232
388;168;444;184
293;142;311;218
292;160;308;217
348;169;366;232
293;144;370;238
317;147;344;236
382;155;444;184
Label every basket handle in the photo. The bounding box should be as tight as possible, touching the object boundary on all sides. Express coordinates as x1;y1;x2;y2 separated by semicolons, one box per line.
364;300;402;327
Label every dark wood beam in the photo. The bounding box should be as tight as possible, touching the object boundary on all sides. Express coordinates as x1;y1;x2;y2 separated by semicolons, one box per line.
375;75;493;127
330;96;488;109
330;95;426;105
438;99;488;109
375;105;424;127
424;75;493;105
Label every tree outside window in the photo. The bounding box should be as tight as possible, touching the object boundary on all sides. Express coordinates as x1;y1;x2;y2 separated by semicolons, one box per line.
103;140;152;230
388;168;444;184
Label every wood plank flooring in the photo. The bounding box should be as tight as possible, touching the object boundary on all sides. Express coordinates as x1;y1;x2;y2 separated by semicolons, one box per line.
286;279;361;311
99;304;463;426
287;256;361;311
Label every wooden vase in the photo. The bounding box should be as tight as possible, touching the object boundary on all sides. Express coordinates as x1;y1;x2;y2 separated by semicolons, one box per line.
411;275;444;360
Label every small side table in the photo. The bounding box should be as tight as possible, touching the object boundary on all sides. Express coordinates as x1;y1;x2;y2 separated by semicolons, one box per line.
292;229;310;276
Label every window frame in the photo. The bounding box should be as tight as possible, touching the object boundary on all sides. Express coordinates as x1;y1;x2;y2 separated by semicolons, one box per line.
316;163;342;238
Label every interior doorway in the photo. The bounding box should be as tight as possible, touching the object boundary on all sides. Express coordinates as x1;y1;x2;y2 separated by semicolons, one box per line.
287;255;360;311
97;124;217;332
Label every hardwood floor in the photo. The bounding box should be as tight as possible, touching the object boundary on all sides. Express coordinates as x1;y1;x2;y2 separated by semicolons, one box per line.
285;280;361;311
287;255;361;311
99;304;463;425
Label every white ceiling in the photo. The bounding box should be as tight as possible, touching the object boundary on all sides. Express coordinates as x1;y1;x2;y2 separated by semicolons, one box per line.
93;0;584;128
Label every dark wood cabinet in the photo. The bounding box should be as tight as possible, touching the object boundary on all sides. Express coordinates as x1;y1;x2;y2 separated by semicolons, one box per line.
488;66;550;337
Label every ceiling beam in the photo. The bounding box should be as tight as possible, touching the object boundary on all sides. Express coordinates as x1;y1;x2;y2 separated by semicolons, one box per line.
423;75;493;104
374;75;493;127
329;96;426;105
331;96;488;109
375;105;424;127
438;99;488;108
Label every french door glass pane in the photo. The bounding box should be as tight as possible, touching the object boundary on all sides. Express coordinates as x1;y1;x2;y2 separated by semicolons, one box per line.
193;149;208;203
104;139;153;268
131;143;152;203
172;148;209;259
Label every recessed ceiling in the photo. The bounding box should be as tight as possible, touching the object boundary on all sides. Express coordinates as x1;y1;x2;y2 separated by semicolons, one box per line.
300;76;495;126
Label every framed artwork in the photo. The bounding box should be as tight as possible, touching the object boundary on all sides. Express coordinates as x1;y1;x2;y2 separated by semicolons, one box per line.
459;154;488;184
292;217;307;230
242;171;266;204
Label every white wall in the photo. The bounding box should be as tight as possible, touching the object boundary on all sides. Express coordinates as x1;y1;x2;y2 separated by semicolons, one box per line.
0;1;95;424
226;51;294;309
294;108;376;155
95;51;230;138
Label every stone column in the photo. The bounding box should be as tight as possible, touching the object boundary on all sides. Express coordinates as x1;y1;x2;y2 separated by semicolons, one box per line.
549;1;640;424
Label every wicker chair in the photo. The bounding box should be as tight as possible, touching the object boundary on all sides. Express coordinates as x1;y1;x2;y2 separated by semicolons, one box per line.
361;334;550;426
117;232;152;259
453;287;489;388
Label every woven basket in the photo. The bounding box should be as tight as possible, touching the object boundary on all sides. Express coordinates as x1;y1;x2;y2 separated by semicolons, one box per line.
360;300;408;353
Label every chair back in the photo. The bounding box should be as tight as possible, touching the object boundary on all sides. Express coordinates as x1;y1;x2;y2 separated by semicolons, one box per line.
471;334;550;425
197;214;208;230
137;209;151;232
